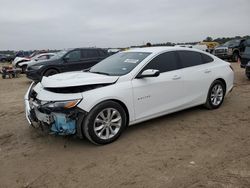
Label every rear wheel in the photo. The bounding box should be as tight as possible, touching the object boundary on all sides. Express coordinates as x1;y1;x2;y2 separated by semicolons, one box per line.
205;80;226;109
43;69;58;77
82;101;127;145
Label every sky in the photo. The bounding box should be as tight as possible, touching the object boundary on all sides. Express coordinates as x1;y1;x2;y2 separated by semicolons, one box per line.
0;0;249;50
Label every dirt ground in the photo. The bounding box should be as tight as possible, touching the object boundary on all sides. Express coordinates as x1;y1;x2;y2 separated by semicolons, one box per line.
0;63;249;188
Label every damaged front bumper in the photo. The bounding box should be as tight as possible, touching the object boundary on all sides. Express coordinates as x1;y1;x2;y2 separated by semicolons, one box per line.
24;82;86;137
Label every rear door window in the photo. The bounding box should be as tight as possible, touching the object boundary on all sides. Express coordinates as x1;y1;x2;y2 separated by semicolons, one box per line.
177;51;203;68
81;50;100;59
201;53;214;63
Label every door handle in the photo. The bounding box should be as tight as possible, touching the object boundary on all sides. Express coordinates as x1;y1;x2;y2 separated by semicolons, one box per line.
172;75;181;80
204;69;211;73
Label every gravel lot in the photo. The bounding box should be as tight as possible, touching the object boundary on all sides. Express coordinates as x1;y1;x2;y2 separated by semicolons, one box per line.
0;63;249;188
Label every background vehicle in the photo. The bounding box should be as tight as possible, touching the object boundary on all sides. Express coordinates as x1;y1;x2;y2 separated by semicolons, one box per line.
239;39;250;68
199;41;219;53
192;44;208;52
214;39;243;61
246;63;250;80
17;53;56;73
5;54;15;62
15;51;33;58
107;48;121;55
0;54;7;62
240;41;250;79
25;47;234;145
26;48;109;81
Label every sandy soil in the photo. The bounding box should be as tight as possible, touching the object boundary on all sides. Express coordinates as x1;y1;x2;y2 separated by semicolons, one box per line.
0;63;250;188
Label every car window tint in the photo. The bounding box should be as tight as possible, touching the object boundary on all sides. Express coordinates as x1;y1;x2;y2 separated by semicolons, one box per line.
86;50;99;58
201;53;214;63
178;51;203;68
65;50;81;61
143;51;179;73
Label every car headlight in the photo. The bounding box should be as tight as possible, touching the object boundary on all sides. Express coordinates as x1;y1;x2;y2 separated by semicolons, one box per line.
44;99;81;110
228;48;233;54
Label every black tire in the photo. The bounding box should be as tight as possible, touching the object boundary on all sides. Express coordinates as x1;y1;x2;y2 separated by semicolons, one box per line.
232;52;239;62
43;69;58;77
82;101;127;145
205;80;226;110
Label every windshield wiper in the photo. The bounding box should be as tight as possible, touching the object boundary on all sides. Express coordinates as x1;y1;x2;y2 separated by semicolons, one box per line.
90;71;110;76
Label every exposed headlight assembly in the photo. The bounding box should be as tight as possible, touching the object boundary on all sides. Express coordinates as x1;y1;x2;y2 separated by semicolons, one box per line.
44;99;81;110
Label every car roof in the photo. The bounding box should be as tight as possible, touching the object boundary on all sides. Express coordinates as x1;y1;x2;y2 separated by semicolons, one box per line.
126;46;205;54
66;48;105;51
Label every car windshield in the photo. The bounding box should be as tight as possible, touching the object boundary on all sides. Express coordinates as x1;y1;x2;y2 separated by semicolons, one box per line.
89;52;151;76
223;40;240;47
50;50;68;59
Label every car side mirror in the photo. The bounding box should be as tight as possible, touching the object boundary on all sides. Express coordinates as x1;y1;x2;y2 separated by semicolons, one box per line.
137;69;160;78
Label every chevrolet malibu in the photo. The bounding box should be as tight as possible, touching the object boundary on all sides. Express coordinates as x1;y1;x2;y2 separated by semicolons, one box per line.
24;47;234;145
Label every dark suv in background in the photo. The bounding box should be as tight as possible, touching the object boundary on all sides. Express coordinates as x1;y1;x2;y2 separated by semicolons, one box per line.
214;39;243;62
26;48;109;82
239;39;250;79
239;39;250;68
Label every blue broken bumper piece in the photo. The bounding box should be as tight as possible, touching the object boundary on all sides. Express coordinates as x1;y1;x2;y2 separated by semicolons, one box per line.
50;113;76;135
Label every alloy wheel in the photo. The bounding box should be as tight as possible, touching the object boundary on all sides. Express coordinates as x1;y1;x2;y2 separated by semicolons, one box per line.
94;108;122;140
210;84;224;106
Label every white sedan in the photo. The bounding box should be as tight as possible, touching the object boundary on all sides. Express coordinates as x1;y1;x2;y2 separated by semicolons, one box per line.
12;53;56;72
24;47;234;145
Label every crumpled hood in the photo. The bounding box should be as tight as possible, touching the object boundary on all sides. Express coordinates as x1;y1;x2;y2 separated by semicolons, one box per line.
12;57;29;66
41;71;119;88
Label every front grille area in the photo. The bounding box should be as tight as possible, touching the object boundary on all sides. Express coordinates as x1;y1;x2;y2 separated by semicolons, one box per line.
215;49;227;54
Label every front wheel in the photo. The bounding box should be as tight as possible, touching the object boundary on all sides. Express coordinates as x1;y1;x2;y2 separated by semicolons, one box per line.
205;80;226;109
82;101;127;145
43;69;58;77
232;52;239;62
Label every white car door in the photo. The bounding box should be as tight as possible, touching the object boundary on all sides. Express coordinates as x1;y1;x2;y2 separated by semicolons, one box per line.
177;51;215;106
132;51;185;121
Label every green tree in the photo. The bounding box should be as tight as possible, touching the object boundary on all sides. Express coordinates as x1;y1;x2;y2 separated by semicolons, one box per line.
203;37;213;42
